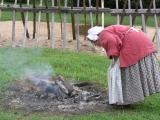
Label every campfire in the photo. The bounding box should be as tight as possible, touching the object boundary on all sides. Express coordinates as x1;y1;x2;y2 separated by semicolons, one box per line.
1;75;107;114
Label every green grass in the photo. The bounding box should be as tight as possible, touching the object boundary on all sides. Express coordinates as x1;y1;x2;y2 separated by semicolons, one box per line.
0;48;160;120
0;48;109;88
0;11;156;27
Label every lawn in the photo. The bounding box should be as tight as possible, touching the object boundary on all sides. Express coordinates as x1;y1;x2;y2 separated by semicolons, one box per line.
0;48;160;120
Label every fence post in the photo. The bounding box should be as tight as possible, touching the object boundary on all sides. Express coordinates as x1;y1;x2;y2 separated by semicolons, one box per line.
12;0;17;47
153;0;160;51
120;0;127;24
36;0;43;47
33;0;36;39
89;0;93;27
139;0;146;32
44;0;50;40
75;0;80;50
132;1;139;26
22;0;30;47
144;0;153;24
101;0;104;27
62;0;67;49
96;0;99;25
51;0;55;48
128;0;132;26
116;0;120;25
0;0;4;19
71;0;76;43
83;0;87;41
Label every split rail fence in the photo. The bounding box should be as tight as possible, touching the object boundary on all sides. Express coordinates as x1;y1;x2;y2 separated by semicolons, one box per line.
0;0;160;51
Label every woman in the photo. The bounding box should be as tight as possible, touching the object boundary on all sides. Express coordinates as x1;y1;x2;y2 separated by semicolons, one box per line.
87;25;160;105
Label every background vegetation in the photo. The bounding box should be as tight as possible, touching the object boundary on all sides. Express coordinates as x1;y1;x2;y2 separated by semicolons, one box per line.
4;0;160;8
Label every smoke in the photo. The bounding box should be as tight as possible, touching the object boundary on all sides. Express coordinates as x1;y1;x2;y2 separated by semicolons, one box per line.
23;63;54;85
0;48;55;80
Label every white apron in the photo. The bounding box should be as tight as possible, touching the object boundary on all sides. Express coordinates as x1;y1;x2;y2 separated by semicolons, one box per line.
108;59;123;105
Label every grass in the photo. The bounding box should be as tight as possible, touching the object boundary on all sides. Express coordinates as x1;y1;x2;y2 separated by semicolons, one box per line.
0;11;156;27
0;48;109;88
0;48;160;120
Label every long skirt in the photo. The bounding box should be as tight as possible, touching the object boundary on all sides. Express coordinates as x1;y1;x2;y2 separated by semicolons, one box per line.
120;53;160;105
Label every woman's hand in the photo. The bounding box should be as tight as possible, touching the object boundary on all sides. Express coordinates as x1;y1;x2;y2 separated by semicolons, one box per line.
111;56;118;68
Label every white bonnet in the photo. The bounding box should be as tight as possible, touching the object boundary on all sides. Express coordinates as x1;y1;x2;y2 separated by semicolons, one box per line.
86;26;104;41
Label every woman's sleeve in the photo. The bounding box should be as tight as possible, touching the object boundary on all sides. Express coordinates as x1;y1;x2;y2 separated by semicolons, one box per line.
100;33;121;58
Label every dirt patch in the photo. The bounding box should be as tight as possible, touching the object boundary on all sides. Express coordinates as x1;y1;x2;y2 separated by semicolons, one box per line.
0;21;158;56
0;21;105;55
0;76;108;115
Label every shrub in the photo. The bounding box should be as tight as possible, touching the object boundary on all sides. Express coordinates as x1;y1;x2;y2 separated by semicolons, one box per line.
4;0;160;8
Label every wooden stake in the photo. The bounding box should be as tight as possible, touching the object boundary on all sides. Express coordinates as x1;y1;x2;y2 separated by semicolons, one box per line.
83;0;87;40
132;1;139;26
120;0;127;24
75;0;80;50
116;0;120;25
96;0;99;25
44;0;50;40
89;0;93;27
71;0;76;40
0;0;4;20
153;17;160;42
21;0;30;47
128;0;132;26
51;0;55;48
153;0;160;50
62;0;67;48
12;0;17;47
33;0;36;39
57;0;63;43
36;0;42;46
145;0;153;23
101;0;104;27
139;0;146;32
20;0;30;40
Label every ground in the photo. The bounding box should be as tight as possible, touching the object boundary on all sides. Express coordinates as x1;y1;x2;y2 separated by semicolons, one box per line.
0;21;157;55
0;21;105;55
0;76;108;115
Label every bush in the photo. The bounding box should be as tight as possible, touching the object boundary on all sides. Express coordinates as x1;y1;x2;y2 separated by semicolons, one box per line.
5;0;27;3
74;0;160;8
4;0;160;8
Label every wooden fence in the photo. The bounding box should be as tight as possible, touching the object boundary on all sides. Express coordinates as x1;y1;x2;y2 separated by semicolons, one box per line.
0;0;160;51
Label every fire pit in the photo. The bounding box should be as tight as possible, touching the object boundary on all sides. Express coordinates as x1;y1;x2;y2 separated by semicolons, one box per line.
1;75;108;114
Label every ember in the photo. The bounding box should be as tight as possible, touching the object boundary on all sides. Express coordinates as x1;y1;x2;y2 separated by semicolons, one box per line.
1;75;108;114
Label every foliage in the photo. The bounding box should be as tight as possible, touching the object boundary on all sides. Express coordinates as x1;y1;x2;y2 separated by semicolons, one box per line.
5;0;27;3
4;0;160;8
67;0;160;8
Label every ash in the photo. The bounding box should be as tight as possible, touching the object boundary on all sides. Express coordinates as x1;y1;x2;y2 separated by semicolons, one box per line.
1;76;108;114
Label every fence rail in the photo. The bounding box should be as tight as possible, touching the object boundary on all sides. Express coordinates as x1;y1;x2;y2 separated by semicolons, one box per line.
1;6;160;15
0;0;160;52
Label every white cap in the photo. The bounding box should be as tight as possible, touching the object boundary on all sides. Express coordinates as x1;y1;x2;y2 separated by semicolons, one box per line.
86;26;104;41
